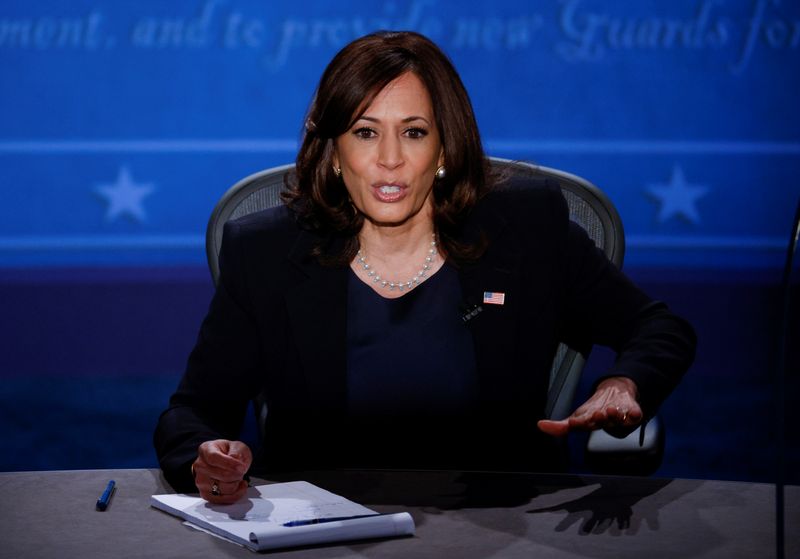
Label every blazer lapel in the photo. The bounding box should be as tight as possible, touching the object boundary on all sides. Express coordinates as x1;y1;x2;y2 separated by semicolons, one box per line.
458;202;524;406
283;231;348;416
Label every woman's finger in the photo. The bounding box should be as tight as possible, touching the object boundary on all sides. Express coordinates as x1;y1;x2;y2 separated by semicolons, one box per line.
537;419;570;437
198;440;250;473
193;462;246;483
226;441;254;467
201;479;249;504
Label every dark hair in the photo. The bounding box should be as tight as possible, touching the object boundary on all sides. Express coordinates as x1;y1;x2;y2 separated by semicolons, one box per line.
283;31;490;263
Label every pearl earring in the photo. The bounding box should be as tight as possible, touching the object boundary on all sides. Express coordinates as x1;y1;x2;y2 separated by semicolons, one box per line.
435;166;446;180
334;166;342;178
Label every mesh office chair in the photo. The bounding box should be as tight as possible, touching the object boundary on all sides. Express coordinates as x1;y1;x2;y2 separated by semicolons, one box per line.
205;158;663;475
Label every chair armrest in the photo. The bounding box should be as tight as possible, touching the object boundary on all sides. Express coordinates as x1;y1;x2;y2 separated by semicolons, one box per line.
585;416;665;476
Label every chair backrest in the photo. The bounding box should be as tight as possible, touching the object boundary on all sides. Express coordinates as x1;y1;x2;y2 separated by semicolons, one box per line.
205;158;625;421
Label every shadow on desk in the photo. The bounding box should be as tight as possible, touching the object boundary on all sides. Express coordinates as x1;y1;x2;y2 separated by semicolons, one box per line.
267;469;694;535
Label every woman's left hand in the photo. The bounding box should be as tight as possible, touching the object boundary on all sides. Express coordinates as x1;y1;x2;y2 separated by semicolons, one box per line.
537;376;643;437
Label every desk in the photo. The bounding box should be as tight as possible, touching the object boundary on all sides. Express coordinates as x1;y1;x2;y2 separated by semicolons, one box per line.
1;469;796;558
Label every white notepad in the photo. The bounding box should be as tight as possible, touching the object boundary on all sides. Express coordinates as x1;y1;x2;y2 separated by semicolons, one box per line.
150;480;415;552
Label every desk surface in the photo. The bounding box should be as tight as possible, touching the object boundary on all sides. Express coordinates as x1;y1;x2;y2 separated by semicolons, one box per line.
0;468;797;559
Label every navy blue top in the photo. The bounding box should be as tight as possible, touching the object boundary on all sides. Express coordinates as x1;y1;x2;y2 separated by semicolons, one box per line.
346;264;478;419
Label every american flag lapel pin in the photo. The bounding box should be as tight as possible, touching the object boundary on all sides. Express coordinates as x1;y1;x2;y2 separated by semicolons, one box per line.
483;291;505;305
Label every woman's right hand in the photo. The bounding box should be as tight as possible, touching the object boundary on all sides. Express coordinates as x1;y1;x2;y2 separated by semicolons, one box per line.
192;439;252;504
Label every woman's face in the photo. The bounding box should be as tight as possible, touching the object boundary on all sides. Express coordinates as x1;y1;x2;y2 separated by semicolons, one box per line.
333;72;443;229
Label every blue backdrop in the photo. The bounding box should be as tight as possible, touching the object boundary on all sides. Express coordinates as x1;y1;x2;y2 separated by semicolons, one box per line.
1;0;798;480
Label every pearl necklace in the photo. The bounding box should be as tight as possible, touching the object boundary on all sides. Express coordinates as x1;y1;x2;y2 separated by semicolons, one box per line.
356;235;437;292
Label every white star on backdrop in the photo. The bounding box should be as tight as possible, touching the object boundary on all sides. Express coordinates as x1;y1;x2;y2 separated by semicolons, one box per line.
95;167;155;223
646;165;709;224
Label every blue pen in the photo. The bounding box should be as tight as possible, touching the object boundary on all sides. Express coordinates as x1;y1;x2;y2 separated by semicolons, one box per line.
96;480;116;511
283;513;383;527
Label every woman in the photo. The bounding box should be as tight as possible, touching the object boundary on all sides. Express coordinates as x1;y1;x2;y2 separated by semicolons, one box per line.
155;31;696;504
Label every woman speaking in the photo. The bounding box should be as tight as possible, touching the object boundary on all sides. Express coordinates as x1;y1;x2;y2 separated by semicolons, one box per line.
155;31;696;504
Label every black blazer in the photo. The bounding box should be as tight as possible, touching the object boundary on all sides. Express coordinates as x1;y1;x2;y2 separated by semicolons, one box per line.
155;177;696;492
